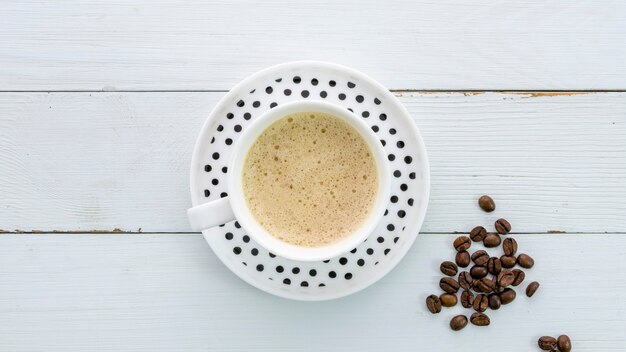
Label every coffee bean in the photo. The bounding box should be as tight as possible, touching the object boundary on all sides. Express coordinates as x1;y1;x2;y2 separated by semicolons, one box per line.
470;312;490;326
458;271;474;290
440;277;460;293
461;290;474;308
488;293;501;310
470;265;488;280
439;293;457;307
491;276;502;292
526;281;540;297
502;237;518;256
483;233;501;248
500;255;517;268
470;226;487;242
455;251;470;268
440;261;458;276
426;294;442;313
473;294;488;312
453;236;471;252
487;257;502;275
450;315;468;331
497;270;515;287
538;336;557;351
511;269;525;286
478;195;495;212
499;288;516;304
471;250;489;266
557;335;572;352
517;253;535;269
495;218;511;234
474;277;496;293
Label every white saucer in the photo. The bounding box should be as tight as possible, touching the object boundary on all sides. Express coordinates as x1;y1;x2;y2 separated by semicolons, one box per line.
189;61;430;300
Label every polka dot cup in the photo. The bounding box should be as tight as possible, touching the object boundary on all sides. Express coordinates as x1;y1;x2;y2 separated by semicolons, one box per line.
188;100;391;262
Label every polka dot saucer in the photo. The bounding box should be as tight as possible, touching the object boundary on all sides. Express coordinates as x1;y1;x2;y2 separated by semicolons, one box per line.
189;61;430;300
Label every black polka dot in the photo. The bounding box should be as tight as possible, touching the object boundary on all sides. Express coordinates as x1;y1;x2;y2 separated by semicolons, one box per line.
265;86;273;94
275;78;282;82
225;232;233;240
389;128;397;135
234;125;242;132
270;102;277;108
393;170;401;177
293;76;301;84
212;152;220;160
397;141;405;148
329;271;337;278
362;111;370;118
345;273;353;280
319;283;326;287
311;78;318;85
227;113;234;119
237;100;244;107
408;198;414;206
338;93;346;100
357;259;365;266
371;125;379;132
243;112;251;120
276;265;284;273
217;125;224;132
377;236;384;243
390;195;398;203
400;183;408;191
210;137;215;144
219;224;225;227
251;248;259;256
379;114;388;121
320;91;327;98
339;257;348;265
292;267;300;274
367;248;374;255
242;262;247;266
211;179;219;186
409;172;416;179
220;192;227;198
394;237;399;243
323;259;330;263
388;154;396;161
249;89;256;94
300;281;309;287
204;165;212;172
384;249;391;255
283;278;291;285
384;209;389;216
309;269;317;277
234;221;241;229
374;98;381;105
355;95;364;103
387;224;395;231
256;264;264;272
284;89;291;96
252;101;260;108
404;156;413;164
301;90;309;98
350;248;357;254
397;210;406;218
222;166;228;173
242;235;250;243
233;247;242;255
347;82;356;88
269;252;276;258
329;80;336;87
225;138;233;145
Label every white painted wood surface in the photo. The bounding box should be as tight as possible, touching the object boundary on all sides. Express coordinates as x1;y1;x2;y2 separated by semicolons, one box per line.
1;0;626;90
2;92;625;233
0;234;622;351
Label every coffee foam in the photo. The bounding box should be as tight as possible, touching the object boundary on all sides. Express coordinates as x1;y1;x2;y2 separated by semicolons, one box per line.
242;112;378;247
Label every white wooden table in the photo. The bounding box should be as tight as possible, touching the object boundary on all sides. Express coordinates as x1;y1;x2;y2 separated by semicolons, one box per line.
1;1;626;351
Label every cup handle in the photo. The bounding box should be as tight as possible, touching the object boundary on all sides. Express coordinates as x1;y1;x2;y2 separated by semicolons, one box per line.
187;197;236;231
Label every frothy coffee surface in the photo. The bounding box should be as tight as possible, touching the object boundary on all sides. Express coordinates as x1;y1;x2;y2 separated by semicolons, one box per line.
243;112;378;247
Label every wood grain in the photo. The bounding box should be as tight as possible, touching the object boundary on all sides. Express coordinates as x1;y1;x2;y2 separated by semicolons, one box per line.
1;0;626;91
0;233;623;351
2;91;626;233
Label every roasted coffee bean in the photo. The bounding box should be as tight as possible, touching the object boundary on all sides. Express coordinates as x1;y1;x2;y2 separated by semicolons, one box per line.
455;251;470;268
440;277;460;293
450;315;468;331
557;335;572;352
458;271;474;290
488;293;501;310
538;336;557;351
470;312;490;326
473;294;488;312
495;218;511;234
491;276;503;292
517;253;534;269
474;277;496;293
502;237;518;256
500;255;517;268
471;250;489;266
511;269;525;286
499;288;516;304
497;270;515;287
453;236;471;252
426;294;442;313
461;290;474;308
470;226;487;242
440;261;458;276
487;257;502;275
478;195;495;212
440;293;457;307
526;281;540;297
470;265;488;280
483;233;501;248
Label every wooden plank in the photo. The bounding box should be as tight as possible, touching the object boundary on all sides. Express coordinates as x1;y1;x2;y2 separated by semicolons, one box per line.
0;233;623;351
1;1;626;91
1;92;626;233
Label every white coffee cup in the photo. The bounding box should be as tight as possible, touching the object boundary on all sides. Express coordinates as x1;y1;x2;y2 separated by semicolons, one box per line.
187;101;391;262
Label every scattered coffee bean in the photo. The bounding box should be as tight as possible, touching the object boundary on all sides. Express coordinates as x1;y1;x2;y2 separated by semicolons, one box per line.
440;261;458;276
502;237;518;256
474;277;495;293
471;250;489;266
426;294;442;314
461;290;474;308
440;277;460;294
495;218;511;234
500;255;517;268
483;233;501;248
450;315;468;331
511;269;525;286
478;195;495;212
453;236;471;252
470;265;488;280
440;293;457;307
488;293;501;310
458;271;474;290
455;251;470;268
526;281;540;297
517;253;534;269
470;226;487;242
497;270;515;287
473;294;488;312
557;335;572;352
538;336;557;351
470;312;490;326
499;288;516;304
487;257;502;275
